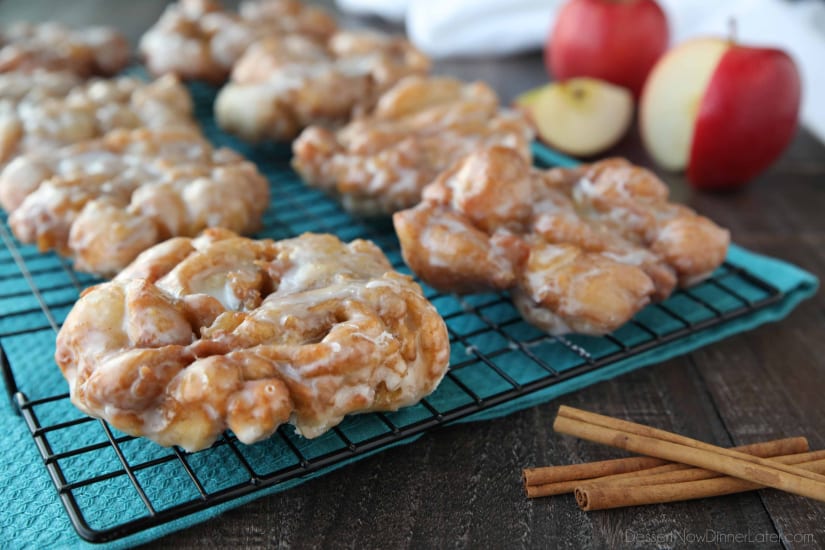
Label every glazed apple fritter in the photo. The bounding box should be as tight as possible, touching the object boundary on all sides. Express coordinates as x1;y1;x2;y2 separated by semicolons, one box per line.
0;75;196;166
56;228;450;452
1;128;269;275
0;70;82;105
292;76;534;216
0;21;130;77
394;147;730;335
215;30;430;142
139;0;337;83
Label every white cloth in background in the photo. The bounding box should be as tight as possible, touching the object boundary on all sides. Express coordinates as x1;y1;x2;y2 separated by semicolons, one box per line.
406;0;560;58
336;0;825;143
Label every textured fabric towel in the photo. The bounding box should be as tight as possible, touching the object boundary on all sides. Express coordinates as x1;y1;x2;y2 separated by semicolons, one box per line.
0;214;816;547
0;132;817;548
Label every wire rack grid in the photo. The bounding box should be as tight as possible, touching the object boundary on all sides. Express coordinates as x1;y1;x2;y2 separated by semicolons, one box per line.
0;83;782;543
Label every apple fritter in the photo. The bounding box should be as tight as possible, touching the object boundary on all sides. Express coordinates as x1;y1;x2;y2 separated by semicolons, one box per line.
394;147;730;335
0;70;82;104
215;30;430;142
1;128;268;275
0;21;129;77
139;0;337;83
292;76;534;216
0;75;196;167
56;229;450;452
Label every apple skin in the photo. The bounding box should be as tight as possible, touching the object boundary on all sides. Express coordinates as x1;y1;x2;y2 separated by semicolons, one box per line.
547;0;669;98
639;38;728;172
687;46;801;189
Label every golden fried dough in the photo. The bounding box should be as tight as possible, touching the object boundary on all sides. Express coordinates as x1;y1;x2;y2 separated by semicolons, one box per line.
0;75;195;166
0;21;129;77
139;0;337;83
293;76;533;216
215;31;430;142
56;229;450;452
2;128;268;275
394;147;730;335
0;70;82;105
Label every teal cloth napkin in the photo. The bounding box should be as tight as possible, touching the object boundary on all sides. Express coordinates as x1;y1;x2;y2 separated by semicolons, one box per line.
0;115;817;547
0;243;816;549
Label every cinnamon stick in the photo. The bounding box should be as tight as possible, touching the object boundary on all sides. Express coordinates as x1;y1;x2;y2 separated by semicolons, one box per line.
605;449;825;488
524;437;809;498
576;454;825;511
553;406;825;502
523;456;668;488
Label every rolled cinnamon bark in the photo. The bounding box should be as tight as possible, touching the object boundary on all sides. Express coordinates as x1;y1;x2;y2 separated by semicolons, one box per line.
553;406;825;503
607;449;825;487
523;456;668;488
524;437;809;498
575;454;825;511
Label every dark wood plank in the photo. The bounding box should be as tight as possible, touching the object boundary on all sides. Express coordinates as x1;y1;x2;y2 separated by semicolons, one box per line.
2;1;824;548
147;362;790;549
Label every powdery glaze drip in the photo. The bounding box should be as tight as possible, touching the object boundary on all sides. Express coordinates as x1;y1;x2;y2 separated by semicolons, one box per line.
292;76;535;216
55;229;450;452
394;147;730;335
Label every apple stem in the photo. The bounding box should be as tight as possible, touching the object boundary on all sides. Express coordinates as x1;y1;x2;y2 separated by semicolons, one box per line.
728;17;737;44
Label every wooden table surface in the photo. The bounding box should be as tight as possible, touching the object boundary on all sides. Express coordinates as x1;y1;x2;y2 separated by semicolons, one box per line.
3;1;824;548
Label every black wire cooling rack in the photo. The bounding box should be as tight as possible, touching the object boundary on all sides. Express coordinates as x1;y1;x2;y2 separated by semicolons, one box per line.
0;83;783;543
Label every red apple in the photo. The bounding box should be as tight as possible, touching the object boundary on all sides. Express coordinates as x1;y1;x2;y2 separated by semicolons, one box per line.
547;0;669;98
640;38;801;189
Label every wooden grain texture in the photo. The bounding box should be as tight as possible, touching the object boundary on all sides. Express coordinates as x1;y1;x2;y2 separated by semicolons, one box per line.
2;1;824;548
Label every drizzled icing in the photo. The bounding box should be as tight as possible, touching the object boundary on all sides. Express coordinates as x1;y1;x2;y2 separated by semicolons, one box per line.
139;0;338;84
1;127;269;275
215;30;430;142
0;74;196;167
395;148;730;335
56;229;450;452
292;76;535;216
0;21;129;77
